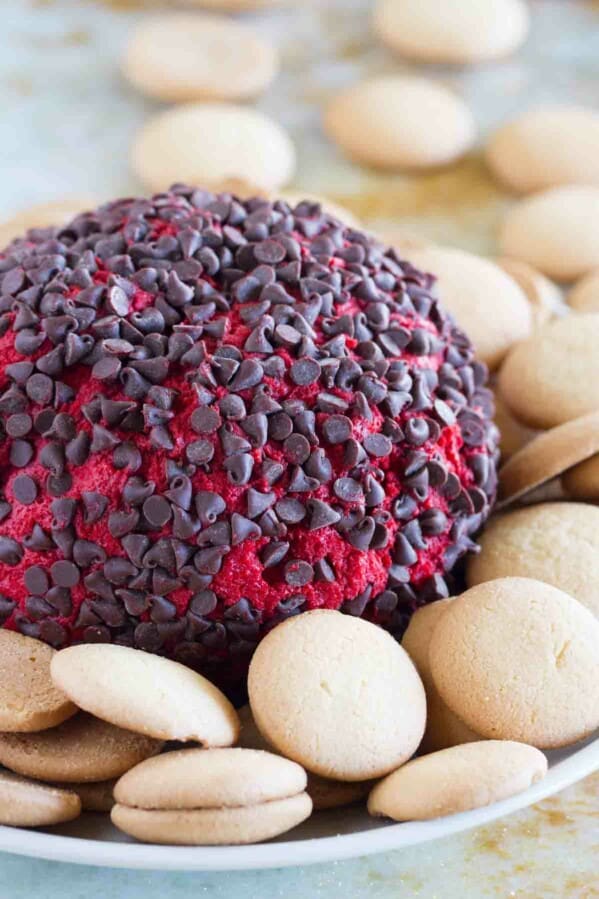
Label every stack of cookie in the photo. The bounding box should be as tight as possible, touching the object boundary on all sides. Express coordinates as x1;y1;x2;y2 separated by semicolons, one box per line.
0;593;597;843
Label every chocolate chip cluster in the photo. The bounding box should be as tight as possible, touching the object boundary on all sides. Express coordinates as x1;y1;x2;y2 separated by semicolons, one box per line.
0;186;498;681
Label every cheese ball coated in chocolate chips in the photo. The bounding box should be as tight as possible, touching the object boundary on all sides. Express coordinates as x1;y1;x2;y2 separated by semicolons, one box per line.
0;187;498;683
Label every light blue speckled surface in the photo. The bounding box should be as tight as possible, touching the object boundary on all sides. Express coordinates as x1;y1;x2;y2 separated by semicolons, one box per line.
0;1;598;895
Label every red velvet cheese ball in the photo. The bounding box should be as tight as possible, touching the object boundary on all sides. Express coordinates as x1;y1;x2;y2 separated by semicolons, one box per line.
0;187;498;684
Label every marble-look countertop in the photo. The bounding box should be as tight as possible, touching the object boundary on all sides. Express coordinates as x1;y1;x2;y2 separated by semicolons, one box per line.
0;0;598;895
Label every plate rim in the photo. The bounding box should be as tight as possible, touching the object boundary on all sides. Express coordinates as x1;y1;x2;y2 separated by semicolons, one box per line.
0;737;597;872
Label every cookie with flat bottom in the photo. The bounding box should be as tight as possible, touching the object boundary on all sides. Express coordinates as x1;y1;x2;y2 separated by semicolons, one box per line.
499;186;599;281
112;796;312;846
248;610;426;781
497;410;599;504
324;76;476;171
132;104;296;193
368;741;547;821
0;770;81;828
112;748;311;845
467;502;599;618
123;14;278;103
0;713;162;783
402;599;479;752
0;631;77;733
373;0;529;65
429;577;599;747
486;106;599;194
51;644;239;746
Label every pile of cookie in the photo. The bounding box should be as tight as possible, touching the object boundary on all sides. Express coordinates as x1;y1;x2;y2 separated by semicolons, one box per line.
0;587;597;844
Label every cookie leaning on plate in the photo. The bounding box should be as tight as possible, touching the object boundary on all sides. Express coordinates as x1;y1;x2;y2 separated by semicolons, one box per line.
248;610;426;781
429;577;599;748
402;599;479;752
0;713;163;783
467;502;599;618
112;748;312;845
0;631;77;733
368;741;547;821
0;770;81;828
51;644;239;745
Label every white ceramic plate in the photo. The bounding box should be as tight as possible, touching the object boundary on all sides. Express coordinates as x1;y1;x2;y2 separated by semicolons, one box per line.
0;735;597;871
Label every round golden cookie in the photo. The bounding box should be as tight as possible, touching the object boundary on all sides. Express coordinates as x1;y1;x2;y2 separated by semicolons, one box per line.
562;454;599;501
51;644;239;746
486;106;599;194
131;103;296;194
236;705;370;810
0;631;77;733
0;713;163;783
373;0;529;65
368;741;547;822
407;246;532;370
324;76;476;171
498;316;599;428
402;599;479;752
115;748;307;810
568;268;599;313
429;577;599;748
492;388;538;461
0;770;81;828
111;794;312;846
495;257;562;329
123;14;278;103
248;610;426;782
112;747;311;845
0;196;97;249
497;411;599;504
498;186;599;281
467;502;599;618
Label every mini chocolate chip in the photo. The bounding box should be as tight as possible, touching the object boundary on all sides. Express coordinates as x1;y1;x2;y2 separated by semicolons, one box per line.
284;433;311;464
275;497;306;524
50;560;80;588
12;474;37;505
191;406;221;434
73;539;107;568
288;467;319;492
262;458;285;485
104;557;138;585
224;452;254;485
247;488;276;519
420;508;448;536
108;509;140;538
347;516;376;550
195;491;226;525
0;537;23;566
306;498;341;531
186;439;214;465
6;413;32;438
261;541;290;568
230;512;261;545
26;372;54;405
189;589;218;617
143;495;172;528
51;498;77;528
333;477;364;503
290;357;320;386
268;412;293;441
10;440;34;468
363;433;392;457
24;565;49;595
393;533;418;567
322;414;352;444
343;585;372;617
284;559;314;587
